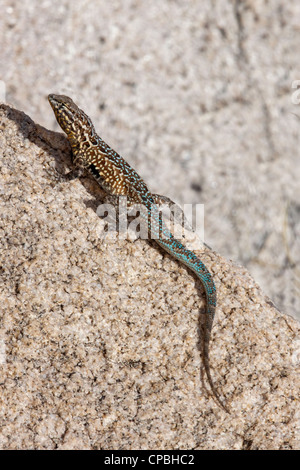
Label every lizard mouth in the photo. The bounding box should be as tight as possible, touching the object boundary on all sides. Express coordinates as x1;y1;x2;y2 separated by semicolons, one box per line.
48;94;76;127
48;94;60;107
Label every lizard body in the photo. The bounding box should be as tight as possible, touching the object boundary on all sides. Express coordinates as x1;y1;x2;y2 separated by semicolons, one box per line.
48;94;228;412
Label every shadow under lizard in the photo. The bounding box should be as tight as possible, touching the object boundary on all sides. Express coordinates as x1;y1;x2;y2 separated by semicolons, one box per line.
48;94;229;413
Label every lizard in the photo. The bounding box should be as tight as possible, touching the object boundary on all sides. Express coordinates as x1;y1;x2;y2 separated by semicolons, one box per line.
48;93;229;413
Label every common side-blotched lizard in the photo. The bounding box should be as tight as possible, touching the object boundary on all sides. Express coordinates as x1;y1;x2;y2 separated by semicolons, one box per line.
48;94;228;412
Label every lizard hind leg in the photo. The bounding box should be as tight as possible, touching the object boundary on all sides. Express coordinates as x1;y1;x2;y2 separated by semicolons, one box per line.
152;193;211;249
152;193;194;236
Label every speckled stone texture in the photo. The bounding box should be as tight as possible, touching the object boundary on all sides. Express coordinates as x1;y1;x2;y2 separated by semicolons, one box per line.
0;0;300;321
0;105;299;449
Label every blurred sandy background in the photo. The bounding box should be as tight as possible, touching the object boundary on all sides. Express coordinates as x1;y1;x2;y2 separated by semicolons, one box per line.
1;0;299;320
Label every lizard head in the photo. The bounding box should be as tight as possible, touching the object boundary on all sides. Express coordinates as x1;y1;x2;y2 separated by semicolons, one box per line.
48;94;97;150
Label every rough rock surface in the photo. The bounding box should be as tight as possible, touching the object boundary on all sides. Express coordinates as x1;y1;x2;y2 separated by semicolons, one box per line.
0;0;300;320
0;105;299;449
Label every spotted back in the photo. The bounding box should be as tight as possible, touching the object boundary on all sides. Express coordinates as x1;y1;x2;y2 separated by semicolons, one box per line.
48;94;151;199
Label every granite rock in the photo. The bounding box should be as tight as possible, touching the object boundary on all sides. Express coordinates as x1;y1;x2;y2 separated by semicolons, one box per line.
1;1;300;321
0;105;299;449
